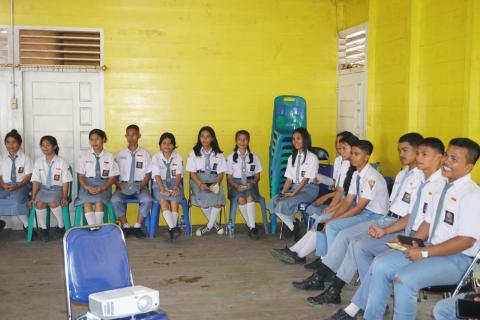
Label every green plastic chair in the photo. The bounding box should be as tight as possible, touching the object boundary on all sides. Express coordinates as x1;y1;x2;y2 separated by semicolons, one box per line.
27;167;73;242
73;180;116;227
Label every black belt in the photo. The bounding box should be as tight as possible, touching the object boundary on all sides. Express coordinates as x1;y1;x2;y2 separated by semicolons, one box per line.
121;181;142;183
196;170;217;174
387;211;402;220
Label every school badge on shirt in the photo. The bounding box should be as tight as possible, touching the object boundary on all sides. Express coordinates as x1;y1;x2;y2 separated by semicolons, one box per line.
368;179;376;190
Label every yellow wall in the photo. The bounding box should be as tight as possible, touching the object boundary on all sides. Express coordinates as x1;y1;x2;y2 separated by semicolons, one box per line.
342;0;480;181
0;0;338;224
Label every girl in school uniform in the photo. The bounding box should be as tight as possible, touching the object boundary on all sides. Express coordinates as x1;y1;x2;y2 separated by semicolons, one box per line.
186;126;227;237
75;129;119;226
30;136;72;241
0;130;33;232
267;127;319;237
152;132;184;240
226;130;262;240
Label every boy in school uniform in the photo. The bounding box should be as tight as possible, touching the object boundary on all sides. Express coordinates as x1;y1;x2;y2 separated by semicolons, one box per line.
111;125;152;238
349;138;480;320
324;137;446;319
292;133;424;302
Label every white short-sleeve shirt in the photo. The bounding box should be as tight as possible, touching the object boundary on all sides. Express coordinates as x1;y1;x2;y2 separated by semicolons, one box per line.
348;164;389;215
389;167;423;217
151;151;184;180
0;151;33;183
76;148;119;179
284;150;319;184
426;174;480;257
31;155;72;186
115;147;151;182
332;156;343;187
409;169;447;232
226;151;262;178
336;159;351;189
186;149;227;174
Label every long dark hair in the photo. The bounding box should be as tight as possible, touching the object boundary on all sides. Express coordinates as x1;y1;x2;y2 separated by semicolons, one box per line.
292;127;313;165
89;129;108;142
193;126;223;156
40;135;60;155
4;129;22;145
159;132;177;149
342;165;356;195
233;130;253;164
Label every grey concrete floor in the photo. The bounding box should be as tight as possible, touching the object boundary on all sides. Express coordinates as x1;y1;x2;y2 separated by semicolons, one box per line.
0;227;439;320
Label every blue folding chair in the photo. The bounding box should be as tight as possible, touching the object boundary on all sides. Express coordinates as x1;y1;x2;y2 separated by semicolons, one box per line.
63;224;168;320
149;179;191;238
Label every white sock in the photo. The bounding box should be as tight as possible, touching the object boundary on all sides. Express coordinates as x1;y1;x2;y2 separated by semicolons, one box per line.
94;211;104;224
162;210;175;229
246;202;256;229
200;207;211;220
17;215;29;228
297;232;317;258
207;207;221;229
51;206;64;228
36;208;47;229
85;212;96;225
172;212;179;227
277;212;294;230
290;230;313;252
134;222;142;228
123;223;130;228
238;204;248;226
344;303;360;317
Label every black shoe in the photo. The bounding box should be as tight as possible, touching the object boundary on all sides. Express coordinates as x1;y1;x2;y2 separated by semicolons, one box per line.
271;247;296;262
39;228;49;242
293;218;302;242
23;226;38;239
168;228;175;241
281;225;293;239
0;220;5;232
250;227;260;240
305;257;323;270
292;272;325;290
326;309;355;320
134;227;146;238
122;227;132;238
55;226;65;239
307;284;341;305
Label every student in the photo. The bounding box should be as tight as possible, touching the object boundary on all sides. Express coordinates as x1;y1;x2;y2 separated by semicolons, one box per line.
151;132;184;240
267;127;319;238
293;133;424;303
327;137;446;320
355;138;480;320
271;133;358;263
226;130;263;240
30;136;72;241
186;126;227;236
111;125;152;238
0;130;33;233
75;129;119;226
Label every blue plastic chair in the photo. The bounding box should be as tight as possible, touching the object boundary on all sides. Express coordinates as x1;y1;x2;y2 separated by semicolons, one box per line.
227;183;269;234
63;224;168;320
149;179;191;238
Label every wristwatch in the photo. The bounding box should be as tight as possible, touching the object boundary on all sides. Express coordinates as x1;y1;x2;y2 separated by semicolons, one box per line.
421;250;429;258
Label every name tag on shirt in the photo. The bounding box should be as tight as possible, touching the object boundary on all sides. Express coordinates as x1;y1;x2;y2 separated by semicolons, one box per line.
422;202;428;214
301;170;306;177
136;162;143;169
401;192;411;204
171;170;176;176
250;165;256;172
212;163;218;171
444;210;455;225
102;169;109;177
54;174;60;181
18;167;24;173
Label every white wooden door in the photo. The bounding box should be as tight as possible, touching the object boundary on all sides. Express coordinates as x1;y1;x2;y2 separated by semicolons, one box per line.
0;70;10;142
337;70;366;138
23;71;103;200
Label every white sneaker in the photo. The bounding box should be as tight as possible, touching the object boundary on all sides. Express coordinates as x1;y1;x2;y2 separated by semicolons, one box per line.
195;226;210;237
213;223;224;235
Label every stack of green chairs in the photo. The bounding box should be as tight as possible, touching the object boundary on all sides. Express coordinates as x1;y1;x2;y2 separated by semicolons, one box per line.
268;95;307;234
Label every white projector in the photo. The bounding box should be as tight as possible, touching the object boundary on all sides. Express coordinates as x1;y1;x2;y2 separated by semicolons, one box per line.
88;285;159;319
